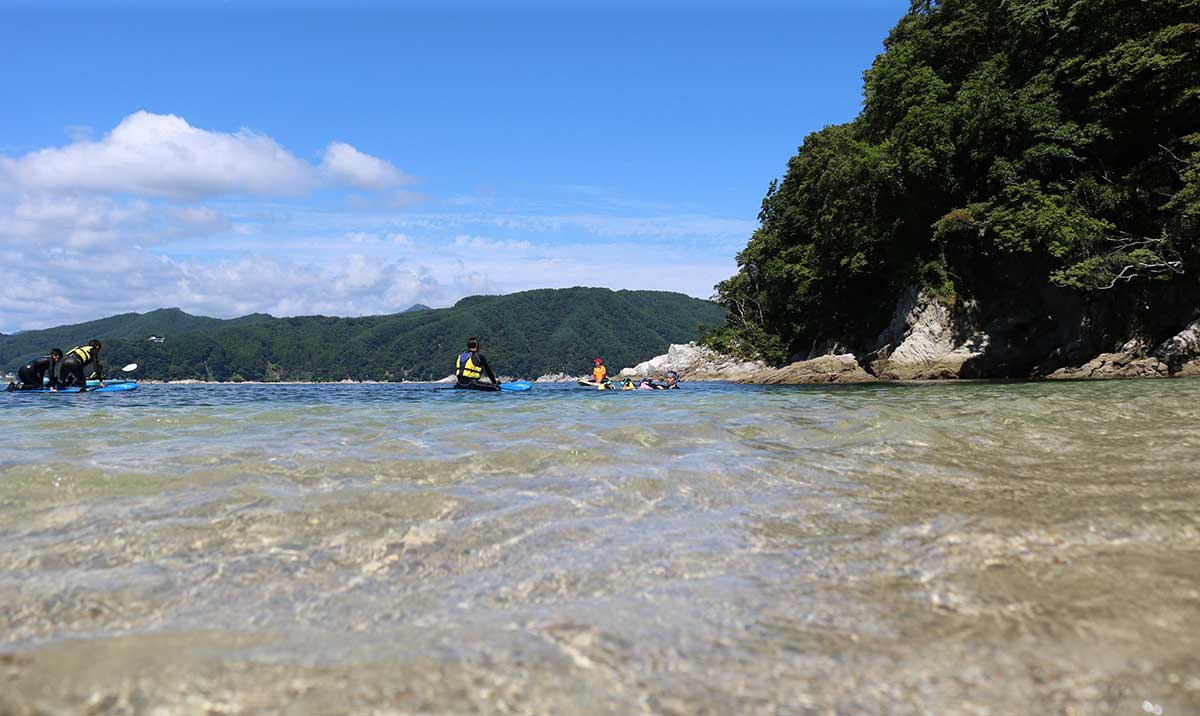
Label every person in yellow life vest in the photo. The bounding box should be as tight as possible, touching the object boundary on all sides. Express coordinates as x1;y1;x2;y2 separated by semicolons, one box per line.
454;337;501;391
592;358;609;384
60;339;104;389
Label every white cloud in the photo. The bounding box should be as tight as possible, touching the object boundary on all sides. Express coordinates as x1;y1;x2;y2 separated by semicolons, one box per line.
1;111;317;199
0;231;735;333
321;142;409;190
0;193;155;250
0;112;410;201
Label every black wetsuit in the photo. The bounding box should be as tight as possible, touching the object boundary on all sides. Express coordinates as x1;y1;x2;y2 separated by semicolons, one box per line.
15;356;61;390
454;350;500;391
59;347;103;388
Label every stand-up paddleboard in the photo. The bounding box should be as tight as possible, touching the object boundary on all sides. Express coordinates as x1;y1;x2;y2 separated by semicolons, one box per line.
8;380;138;394
436;380;532;393
577;379;615;390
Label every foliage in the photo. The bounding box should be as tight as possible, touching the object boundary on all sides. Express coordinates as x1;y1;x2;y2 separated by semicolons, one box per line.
713;0;1200;360
0;288;725;381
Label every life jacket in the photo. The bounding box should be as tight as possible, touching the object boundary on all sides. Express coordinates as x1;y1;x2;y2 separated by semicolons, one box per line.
456;351;482;380
66;345;96;364
593;365;607;383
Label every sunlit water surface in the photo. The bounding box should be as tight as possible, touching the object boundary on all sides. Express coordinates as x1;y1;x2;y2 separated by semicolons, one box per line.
1;381;1198;715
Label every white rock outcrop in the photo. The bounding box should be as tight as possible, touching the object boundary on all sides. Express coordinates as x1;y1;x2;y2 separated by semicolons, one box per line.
872;289;988;380
618;343;766;381
737;354;875;384
1152;316;1200;369
533;372;581;383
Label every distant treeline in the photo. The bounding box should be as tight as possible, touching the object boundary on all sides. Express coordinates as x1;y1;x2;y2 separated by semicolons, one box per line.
710;0;1199;362
0;288;725;381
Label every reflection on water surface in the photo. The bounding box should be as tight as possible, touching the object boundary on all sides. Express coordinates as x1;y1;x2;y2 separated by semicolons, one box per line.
1;381;1198;714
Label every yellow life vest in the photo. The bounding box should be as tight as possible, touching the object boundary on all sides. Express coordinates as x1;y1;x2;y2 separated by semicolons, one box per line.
456;351;482;380
593;365;607;383
67;345;95;363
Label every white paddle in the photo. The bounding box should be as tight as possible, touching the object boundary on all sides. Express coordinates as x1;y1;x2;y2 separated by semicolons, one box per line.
83;364;139;387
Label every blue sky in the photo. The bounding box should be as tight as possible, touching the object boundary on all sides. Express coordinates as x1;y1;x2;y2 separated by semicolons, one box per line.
0;0;907;332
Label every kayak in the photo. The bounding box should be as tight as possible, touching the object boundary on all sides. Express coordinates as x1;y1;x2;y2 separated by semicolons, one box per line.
9;381;139;394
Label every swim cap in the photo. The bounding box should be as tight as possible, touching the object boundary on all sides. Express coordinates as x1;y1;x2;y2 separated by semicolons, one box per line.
594;358;603;364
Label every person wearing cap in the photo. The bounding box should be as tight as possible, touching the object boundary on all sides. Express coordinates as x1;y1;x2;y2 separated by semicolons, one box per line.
591;358;609;385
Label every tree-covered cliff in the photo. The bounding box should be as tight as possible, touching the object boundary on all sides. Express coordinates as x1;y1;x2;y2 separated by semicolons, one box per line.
713;0;1199;365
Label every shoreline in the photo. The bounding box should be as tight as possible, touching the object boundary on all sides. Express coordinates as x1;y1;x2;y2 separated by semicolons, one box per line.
132;374;1200;386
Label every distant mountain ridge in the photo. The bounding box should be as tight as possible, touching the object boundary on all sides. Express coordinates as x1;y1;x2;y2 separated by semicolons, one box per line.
0;288;726;381
0;308;275;367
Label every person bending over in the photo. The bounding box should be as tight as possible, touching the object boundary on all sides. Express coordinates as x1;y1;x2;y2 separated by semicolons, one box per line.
9;348;64;391
454;337;501;391
60;339;104;389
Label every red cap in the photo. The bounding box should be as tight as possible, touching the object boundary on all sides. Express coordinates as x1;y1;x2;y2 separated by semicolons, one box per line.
594;358;603;364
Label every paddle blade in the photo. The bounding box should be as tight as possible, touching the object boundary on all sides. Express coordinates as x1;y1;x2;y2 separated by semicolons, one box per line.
121;363;138;372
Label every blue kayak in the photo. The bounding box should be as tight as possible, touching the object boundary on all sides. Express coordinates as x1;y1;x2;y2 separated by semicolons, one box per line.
12;381;138;394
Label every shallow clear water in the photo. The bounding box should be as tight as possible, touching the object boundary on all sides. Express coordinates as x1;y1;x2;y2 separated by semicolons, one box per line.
1;380;1198;715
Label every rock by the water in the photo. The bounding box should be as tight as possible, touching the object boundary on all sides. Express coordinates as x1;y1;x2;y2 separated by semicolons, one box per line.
618;343;766;381
737;354;875;384
1047;339;1169;380
534;373;581;383
871;290;988;380
1152;317;1200;370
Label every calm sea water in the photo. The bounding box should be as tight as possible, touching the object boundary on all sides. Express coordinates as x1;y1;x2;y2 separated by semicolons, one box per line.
1;380;1198;715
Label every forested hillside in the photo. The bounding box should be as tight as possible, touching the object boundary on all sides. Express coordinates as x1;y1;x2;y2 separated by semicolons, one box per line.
712;0;1199;367
0;309;274;366
1;288;724;381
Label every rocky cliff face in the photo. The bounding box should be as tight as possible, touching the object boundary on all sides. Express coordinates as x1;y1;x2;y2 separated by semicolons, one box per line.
736;284;1200;384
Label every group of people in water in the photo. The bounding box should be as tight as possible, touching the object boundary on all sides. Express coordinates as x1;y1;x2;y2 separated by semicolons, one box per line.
5;340;105;392
592;357;679;389
453;339;679;391
8;336;672;392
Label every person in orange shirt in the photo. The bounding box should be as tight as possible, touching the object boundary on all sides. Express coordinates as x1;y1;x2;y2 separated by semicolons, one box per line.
592;358;609;385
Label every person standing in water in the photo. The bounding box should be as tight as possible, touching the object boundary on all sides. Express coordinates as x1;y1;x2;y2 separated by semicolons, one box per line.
59;339;104;389
455;337;501;391
7;348;64;391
